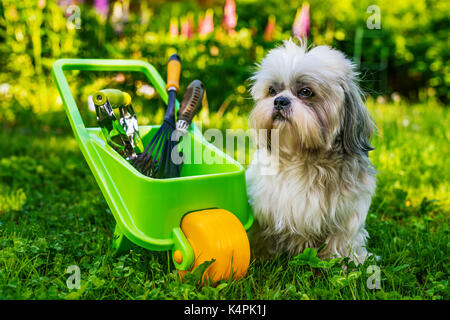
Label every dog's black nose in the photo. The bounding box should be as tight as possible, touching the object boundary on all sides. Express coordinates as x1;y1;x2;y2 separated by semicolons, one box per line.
274;96;291;110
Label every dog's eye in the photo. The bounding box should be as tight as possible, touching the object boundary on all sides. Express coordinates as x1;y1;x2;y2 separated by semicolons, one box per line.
268;87;277;96
298;87;314;98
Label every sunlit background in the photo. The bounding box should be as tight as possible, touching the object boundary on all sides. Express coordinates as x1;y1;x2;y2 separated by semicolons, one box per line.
0;0;448;125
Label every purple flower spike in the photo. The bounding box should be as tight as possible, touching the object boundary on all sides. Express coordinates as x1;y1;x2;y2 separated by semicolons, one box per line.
94;0;109;17
292;2;310;39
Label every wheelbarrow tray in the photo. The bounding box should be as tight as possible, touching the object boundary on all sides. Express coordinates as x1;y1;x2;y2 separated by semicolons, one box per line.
52;59;253;271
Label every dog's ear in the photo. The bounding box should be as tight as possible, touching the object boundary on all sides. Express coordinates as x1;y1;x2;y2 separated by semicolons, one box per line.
340;81;376;156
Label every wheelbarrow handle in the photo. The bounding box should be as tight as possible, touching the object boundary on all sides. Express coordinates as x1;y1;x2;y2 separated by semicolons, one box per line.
52;59;170;142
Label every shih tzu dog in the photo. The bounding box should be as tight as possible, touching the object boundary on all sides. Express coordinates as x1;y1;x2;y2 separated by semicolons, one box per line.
246;39;376;264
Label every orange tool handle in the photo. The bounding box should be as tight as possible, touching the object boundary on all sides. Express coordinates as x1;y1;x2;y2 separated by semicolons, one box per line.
166;54;181;92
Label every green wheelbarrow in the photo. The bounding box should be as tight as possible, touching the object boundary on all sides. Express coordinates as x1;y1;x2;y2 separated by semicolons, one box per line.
52;59;254;282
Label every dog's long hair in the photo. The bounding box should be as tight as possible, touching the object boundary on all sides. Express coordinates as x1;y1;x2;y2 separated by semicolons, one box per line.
246;39;377;263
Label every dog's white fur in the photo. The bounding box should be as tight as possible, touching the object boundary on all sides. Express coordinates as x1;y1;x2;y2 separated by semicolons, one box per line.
246;39;376;264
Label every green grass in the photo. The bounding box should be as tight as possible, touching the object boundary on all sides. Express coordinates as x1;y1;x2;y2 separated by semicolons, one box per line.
0;101;448;300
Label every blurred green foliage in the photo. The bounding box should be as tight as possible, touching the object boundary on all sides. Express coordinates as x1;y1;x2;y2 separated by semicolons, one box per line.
0;0;448;127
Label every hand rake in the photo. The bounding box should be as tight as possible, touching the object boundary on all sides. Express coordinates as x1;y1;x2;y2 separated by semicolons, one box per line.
132;54;182;178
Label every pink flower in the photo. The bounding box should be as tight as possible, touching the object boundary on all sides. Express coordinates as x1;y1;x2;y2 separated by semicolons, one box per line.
292;2;310;39
223;0;237;34
181;13;194;39
263;15;276;42
199;9;214;36
94;0;109;17
169;17;179;37
114;73;125;83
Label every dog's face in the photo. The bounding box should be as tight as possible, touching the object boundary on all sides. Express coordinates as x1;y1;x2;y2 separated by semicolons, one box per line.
250;39;374;156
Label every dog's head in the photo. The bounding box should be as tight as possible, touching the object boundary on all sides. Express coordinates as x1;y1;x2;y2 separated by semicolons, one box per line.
250;39;375;157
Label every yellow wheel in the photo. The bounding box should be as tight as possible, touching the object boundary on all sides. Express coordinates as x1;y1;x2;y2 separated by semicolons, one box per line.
180;209;250;283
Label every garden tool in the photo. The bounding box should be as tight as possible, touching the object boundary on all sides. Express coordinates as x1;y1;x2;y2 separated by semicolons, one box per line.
92;89;142;160
176;80;205;134
108;89;144;155
132;54;182;178
169;79;205;177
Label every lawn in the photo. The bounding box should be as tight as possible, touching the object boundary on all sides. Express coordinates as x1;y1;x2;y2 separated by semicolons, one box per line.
0;101;448;300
